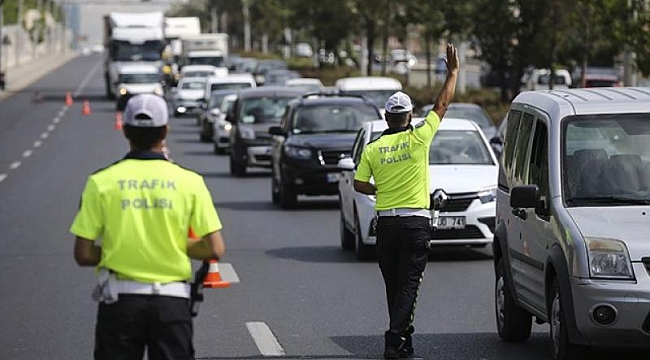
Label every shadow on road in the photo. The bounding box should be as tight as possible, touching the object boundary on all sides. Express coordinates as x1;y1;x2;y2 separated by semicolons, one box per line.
265;245;359;263
215;200;276;212
183;150;215;156
331;332;648;360
428;246;493;262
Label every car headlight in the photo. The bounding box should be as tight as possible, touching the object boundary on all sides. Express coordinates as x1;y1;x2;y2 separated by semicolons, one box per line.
154;86;164;96
285;146;312;159
478;187;497;204
119;88;128;96
224;123;232;132
240;127;255;139
585;237;634;280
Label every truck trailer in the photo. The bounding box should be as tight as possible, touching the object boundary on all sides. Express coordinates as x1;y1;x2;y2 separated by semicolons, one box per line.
180;33;229;70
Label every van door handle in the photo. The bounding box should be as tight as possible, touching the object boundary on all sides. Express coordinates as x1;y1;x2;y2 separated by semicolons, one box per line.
512;208;527;220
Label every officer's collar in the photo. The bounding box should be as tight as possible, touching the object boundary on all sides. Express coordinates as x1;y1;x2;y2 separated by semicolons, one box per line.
381;124;412;136
123;150;168;161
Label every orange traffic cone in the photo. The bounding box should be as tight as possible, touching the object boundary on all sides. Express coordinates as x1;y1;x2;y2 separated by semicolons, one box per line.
203;259;231;288
82;101;92;115
114;112;123;130
65;92;73;107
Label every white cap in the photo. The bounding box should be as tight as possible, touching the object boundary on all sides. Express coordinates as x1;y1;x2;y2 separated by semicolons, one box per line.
384;91;413;114
124;94;169;127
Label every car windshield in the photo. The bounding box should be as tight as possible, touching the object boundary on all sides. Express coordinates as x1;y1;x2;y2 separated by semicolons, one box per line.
211;83;252;92
119;73;161;84
445;106;494;129
266;72;300;85
239;96;294;124
293;105;379;134
564;114;650;206
184;71;213;78
429;130;494;165
208;94;228;109
181;81;205;90
341;90;396;108
188;56;224;67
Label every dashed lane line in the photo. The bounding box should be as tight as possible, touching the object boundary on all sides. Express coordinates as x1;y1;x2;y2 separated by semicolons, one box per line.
74;60;102;97
33;141;42;148
246;322;286;356
9;161;21;170
23;150;33;158
40;132;49;139
0;174;7;183
53;117;61;124
47;124;55;131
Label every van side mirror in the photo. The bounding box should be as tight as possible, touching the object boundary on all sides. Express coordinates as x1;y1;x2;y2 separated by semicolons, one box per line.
225;107;236;123
490;136;503;145
337;157;355;171
269;126;284;136
510;185;540;209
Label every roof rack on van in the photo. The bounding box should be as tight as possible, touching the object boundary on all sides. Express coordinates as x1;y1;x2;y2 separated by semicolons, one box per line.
300;92;371;103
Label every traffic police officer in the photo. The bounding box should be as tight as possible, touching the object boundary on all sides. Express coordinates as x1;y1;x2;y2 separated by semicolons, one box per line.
71;94;225;360
353;44;459;359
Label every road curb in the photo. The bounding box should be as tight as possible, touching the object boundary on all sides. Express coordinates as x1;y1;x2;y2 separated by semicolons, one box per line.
0;52;80;101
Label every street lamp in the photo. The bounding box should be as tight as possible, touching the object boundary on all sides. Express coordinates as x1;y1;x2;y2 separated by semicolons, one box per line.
0;0;5;90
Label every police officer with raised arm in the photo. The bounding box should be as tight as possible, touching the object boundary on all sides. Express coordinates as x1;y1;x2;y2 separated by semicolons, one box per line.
353;44;459;359
71;94;225;360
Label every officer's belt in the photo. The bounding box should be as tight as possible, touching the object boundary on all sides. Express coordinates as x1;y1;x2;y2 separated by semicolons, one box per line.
114;280;191;299
376;208;431;218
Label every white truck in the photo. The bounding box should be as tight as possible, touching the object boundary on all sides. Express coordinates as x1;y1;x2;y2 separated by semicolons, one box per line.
180;33;229;70
103;12;166;99
164;17;201;83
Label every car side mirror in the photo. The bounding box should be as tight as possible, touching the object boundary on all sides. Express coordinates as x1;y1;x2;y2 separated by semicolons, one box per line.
269;126;284;136
510;185;540;209
225;108;236;123
490;136;503;145
337;157;355;171
210;108;221;116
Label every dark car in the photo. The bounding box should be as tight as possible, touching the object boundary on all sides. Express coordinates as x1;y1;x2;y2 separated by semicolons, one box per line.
253;60;288;85
226;87;306;176
269;94;382;208
264;70;301;86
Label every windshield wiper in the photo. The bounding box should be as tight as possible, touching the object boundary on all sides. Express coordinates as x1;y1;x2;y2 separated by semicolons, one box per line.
568;196;650;205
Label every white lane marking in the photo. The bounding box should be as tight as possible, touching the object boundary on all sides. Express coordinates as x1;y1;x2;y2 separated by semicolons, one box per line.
23;150;33;158
10;161;21;170
47;124;55;131
58;110;66;117
40;132;49;139
33;141;42;148
61;106;68;113
53;117;61;124
246;322;286;356
218;263;240;284
0;174;7;183
75;60;102;96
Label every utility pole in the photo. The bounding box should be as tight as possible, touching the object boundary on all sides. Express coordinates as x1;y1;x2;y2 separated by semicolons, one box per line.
0;0;4;84
242;0;250;52
17;0;23;65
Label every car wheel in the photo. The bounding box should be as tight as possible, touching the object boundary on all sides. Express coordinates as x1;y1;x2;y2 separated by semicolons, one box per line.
213;143;221;154
279;176;297;209
550;278;587;360
340;210;355;250
495;257;532;342
354;211;375;260
230;154;246;177
200;127;210;143
271;168;280;205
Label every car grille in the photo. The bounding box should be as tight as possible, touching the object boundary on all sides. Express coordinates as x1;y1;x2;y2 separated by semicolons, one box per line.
319;150;349;166
254;154;271;162
255;131;271;140
432;225;484;240
430;192;478;212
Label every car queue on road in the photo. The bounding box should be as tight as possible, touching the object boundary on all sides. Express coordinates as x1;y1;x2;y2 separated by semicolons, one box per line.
132;54;650;360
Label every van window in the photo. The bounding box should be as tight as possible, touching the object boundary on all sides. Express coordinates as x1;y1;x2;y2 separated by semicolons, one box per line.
563;114;650;206
527;121;549;217
502;110;522;180
512;113;535;186
352;129;367;164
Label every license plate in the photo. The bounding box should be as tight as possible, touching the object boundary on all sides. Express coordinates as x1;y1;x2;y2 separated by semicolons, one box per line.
326;173;341;183
437;216;466;230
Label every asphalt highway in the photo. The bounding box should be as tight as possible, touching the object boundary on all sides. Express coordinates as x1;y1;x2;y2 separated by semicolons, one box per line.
0;55;644;360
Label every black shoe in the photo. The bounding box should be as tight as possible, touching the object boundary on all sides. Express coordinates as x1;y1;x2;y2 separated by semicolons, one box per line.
399;346;415;358
383;347;401;359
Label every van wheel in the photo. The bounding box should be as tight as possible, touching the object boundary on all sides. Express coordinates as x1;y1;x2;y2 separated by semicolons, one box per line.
340;211;355;250
550;278;587;360
354;212;375;260
271;169;280;204
495;257;532;342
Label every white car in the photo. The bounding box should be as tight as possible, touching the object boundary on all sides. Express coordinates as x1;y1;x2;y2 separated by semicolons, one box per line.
335;76;402;116
285;78;324;93
338;118;499;259
211;93;238;154
180;64;228;79
172;77;206;116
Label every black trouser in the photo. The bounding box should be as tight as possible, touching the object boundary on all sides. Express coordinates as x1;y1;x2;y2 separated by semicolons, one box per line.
95;295;194;360
376;216;431;349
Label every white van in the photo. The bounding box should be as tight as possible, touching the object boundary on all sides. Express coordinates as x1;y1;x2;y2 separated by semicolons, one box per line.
335;76;402;114
521;68;572;91
203;74;257;102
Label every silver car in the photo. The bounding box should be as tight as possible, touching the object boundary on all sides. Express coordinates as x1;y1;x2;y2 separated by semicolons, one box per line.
494;87;650;359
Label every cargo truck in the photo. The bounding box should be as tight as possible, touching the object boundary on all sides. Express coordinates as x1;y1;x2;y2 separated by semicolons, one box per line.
180;33;229;70
103;12;166;99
